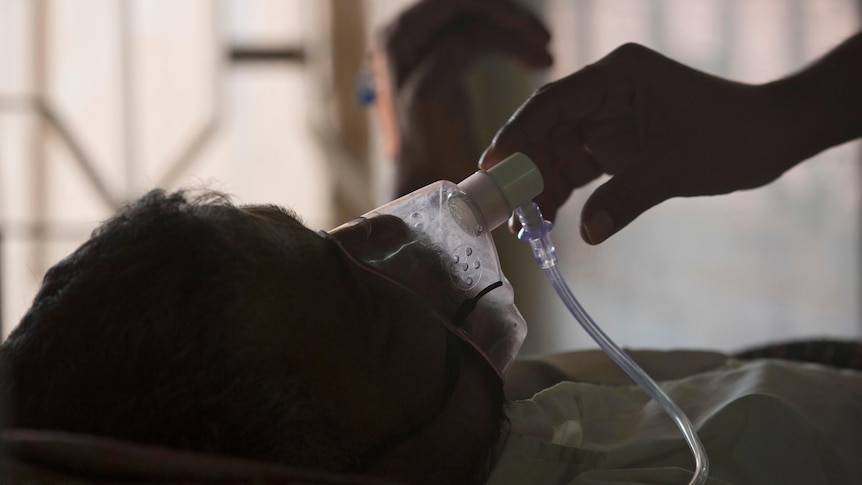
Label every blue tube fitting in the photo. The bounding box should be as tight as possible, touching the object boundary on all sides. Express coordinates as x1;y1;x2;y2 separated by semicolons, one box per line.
515;203;557;269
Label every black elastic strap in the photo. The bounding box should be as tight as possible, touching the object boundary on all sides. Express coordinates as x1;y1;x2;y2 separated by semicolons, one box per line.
451;281;503;329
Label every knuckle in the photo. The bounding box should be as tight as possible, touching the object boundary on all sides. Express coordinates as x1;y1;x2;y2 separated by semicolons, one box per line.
606;42;654;63
609;181;647;217
531;79;560;98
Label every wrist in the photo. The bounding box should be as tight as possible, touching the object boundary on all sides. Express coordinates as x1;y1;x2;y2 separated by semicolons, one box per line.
762;33;862;164
759;74;833;170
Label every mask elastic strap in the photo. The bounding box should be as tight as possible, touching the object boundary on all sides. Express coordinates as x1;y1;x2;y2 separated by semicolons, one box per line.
450;281;503;329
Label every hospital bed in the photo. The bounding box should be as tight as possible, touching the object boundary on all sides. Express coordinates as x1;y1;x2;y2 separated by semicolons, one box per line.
2;341;859;484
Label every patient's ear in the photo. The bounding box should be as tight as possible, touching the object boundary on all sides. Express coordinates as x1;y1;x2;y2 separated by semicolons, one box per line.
504;360;570;401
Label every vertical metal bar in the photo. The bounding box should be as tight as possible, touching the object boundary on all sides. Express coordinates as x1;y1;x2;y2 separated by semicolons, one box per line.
120;0;136;197
330;0;369;163
329;0;371;222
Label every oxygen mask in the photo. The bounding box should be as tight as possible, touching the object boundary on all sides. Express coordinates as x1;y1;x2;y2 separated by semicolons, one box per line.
323;153;543;377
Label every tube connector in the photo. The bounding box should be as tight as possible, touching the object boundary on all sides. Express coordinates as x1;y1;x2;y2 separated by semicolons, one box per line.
516;203;557;269
458;153;543;232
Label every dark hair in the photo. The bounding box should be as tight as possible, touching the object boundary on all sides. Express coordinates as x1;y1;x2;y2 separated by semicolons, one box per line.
0;189;366;470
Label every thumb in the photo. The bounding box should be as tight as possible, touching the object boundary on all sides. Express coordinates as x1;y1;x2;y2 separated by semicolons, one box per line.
579;169;669;245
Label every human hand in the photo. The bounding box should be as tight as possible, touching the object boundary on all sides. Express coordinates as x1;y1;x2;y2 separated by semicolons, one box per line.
480;43;807;244
372;0;552;196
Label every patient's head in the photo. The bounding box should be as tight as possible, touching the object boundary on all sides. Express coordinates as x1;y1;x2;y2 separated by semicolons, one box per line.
0;189;504;482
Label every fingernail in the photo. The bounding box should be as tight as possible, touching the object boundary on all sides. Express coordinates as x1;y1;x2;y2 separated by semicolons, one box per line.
581;211;613;244
478;145;493;169
508;213;521;234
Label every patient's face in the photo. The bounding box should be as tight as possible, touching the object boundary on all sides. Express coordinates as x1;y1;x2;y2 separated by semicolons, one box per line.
230;205;492;449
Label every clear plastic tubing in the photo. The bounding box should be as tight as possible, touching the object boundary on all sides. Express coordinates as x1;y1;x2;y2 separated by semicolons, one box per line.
515;202;709;485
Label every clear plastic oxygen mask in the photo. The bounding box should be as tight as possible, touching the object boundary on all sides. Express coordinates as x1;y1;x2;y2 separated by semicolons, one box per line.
324;153;543;378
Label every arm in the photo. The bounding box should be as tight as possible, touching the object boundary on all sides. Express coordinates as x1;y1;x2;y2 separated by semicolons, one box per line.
767;31;862;161
480;32;862;244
